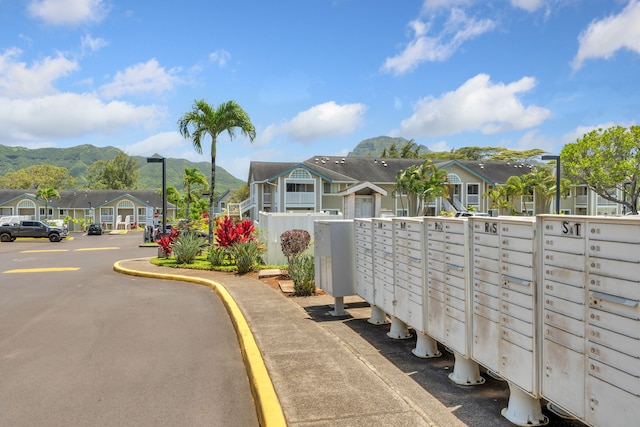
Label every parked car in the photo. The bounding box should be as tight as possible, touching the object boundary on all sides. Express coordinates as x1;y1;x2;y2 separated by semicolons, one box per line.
0;220;68;242
454;211;490;217
87;223;103;235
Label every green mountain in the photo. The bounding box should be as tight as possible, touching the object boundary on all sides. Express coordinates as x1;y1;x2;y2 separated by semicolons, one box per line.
347;136;430;157
0;144;245;194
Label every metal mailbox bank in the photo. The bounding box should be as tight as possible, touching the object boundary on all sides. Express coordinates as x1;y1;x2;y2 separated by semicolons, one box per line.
393;217;440;357
539;215;640;427
354;218;388;324
424;217;480;383
469;216;547;426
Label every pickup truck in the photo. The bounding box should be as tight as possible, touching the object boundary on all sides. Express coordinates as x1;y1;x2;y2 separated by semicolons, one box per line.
0;220;68;242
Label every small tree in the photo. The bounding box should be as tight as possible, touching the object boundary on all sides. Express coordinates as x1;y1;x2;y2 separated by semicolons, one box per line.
280;229;311;265
561;125;640;214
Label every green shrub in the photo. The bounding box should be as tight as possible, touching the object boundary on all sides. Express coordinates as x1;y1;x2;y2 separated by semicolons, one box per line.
288;253;315;296
229;240;263;274
208;245;227;266
171;233;208;264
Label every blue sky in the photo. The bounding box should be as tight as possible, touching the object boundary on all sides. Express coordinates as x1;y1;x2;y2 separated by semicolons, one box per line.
1;0;639;180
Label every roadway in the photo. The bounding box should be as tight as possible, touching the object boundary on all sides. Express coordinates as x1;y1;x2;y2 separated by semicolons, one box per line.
0;232;258;427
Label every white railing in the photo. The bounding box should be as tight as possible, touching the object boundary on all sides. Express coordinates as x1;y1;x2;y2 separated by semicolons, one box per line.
575;195;587;205
596;195;617;205
263;193;272;206
285;191;315;206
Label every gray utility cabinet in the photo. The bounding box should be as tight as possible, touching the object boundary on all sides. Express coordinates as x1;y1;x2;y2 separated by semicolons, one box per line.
392;217;426;333
424;217;471;356
539;215;640;427
372;218;395;315
314;220;355;297
469;217;539;396
354;219;374;304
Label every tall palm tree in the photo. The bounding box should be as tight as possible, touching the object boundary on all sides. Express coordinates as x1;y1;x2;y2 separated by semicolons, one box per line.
36;187;60;219
178;99;256;241
183;167;209;220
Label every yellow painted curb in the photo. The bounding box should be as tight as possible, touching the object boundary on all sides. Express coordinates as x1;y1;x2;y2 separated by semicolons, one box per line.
113;259;287;427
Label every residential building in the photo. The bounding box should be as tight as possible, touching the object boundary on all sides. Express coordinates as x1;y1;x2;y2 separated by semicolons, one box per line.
0;189;176;231
244;156;537;220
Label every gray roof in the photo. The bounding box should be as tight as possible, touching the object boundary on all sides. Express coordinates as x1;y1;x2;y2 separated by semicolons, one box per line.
437;160;535;185
249;156;425;184
0;189;173;209
248;156;534;186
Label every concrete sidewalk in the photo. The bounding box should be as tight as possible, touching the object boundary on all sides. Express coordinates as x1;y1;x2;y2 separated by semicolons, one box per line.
114;258;583;427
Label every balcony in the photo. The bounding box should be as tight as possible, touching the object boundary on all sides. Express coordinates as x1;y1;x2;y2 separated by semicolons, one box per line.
285;191;315;207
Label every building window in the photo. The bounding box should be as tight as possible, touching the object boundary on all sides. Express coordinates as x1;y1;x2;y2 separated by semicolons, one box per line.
59;209;68;216
289;168;311;179
286;183;313;192
467;183;480;206
323;182;344;194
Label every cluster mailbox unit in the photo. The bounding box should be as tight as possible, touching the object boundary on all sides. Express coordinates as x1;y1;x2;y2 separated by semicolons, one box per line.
320;215;640;427
539;215;640;427
424;217;482;384
469;216;545;425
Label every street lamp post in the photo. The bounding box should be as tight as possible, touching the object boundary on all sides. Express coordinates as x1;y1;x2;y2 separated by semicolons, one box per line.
147;157;167;236
542;155;561;214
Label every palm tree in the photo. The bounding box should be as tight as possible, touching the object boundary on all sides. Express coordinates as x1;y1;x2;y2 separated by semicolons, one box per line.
395;161;448;216
178;99;256;242
505;175;527;212
36;187;60;219
183;167;209;220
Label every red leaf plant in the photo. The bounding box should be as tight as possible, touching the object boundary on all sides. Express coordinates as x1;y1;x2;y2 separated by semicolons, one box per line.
215;216;256;247
157;227;181;255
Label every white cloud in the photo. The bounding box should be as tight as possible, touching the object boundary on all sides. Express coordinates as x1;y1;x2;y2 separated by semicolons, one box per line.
572;0;640;70
100;59;181;98
427;140;451;152
381;8;495;75
0;48;78;98
257;101;367;145
209;49;231;67
27;0;106;26
510;0;545;12
398;73;551;137
124;131;187;157
0;93;162;142
81;34;108;54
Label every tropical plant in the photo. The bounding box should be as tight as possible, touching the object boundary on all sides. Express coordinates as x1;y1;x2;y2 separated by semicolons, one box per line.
183;167;209;220
395;161;448;216
178;99;256;242
215;215;256;248
280;229;311;265
157;228;180;256
36;187;60;219
229;240;263;274
208;245;227;266
288;253;315;296
171;233;209;264
486;186;513;215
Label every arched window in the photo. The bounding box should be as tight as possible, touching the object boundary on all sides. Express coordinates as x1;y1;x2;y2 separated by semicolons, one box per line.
289;168;311;179
447;173;461;184
117;200;135;209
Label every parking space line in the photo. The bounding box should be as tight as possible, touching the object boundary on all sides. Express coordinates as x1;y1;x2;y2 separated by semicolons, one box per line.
74;247;120;251
21;249;69;253
3;267;80;273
